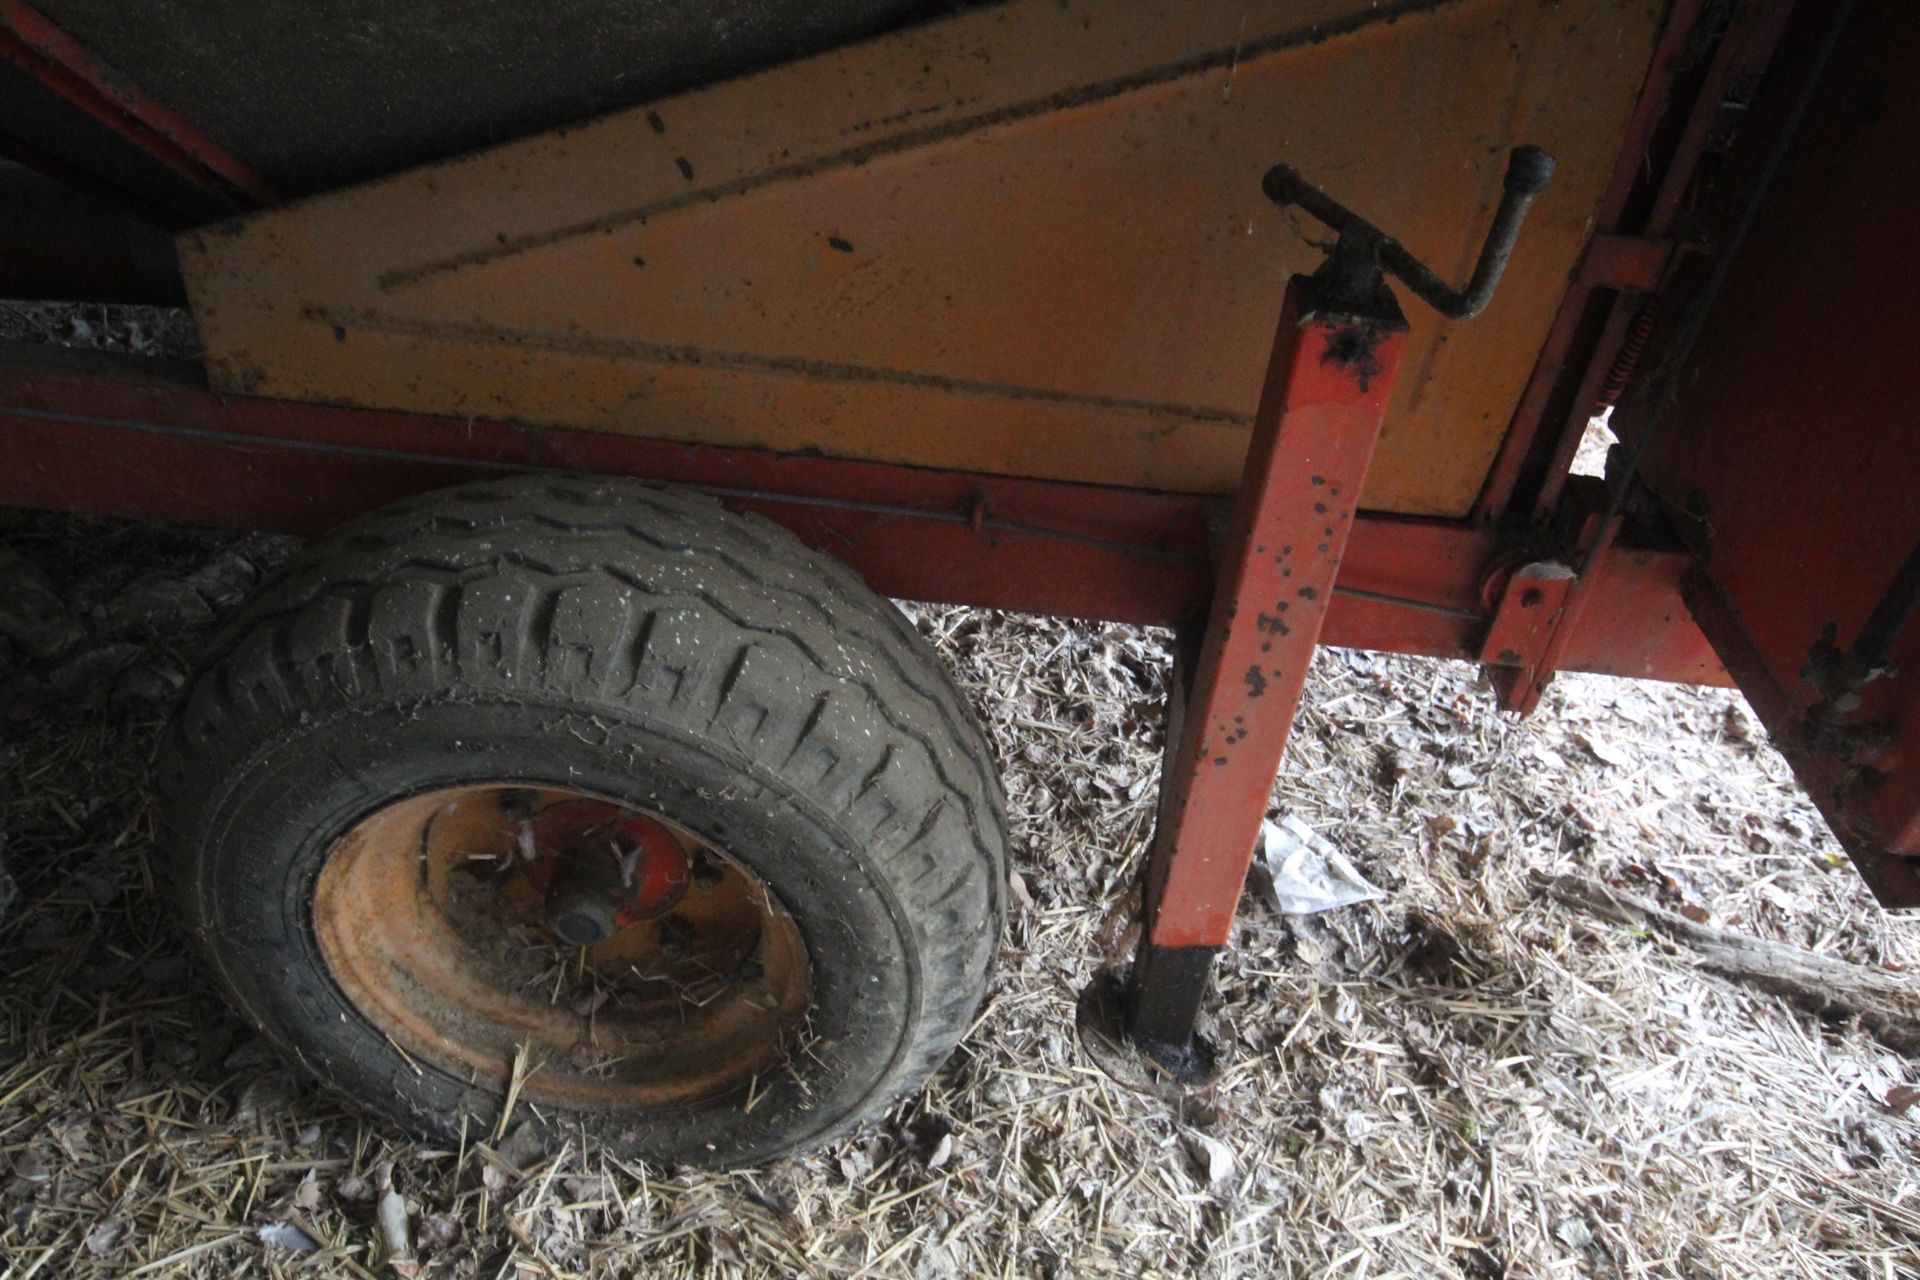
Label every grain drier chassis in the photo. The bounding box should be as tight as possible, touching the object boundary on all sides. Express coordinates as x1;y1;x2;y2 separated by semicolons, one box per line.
1;0;1915;1144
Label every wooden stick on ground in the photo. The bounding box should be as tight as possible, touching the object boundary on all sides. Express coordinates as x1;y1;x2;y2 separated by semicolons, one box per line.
1531;871;1920;1057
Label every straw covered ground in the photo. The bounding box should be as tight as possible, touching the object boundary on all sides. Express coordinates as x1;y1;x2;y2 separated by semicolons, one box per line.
2;306;1919;1278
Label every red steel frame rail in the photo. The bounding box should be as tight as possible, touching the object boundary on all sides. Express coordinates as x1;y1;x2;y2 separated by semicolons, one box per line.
0;344;1725;687
1456;0;1797;714
1472;0;1798;524
1618;0;1920;908
0;0;275;213
1487;0;1800;714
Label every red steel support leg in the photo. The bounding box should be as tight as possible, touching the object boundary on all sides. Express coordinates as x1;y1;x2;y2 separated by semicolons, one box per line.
1125;272;1408;1066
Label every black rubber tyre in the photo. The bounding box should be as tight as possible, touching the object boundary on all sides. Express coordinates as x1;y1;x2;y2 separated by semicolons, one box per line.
158;475;1006;1167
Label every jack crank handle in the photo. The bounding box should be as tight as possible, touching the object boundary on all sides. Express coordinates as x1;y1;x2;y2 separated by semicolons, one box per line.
1263;145;1556;321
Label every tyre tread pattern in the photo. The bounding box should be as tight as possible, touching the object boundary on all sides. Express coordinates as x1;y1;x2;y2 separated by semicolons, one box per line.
161;476;1007;1158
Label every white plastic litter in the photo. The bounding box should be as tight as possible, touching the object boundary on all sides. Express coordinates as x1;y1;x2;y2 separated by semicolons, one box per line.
257;1222;322;1253
1246;814;1383;915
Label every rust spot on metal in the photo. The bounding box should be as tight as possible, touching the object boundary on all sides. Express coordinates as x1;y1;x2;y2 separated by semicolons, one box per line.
1319;324;1388;391
1243;665;1268;698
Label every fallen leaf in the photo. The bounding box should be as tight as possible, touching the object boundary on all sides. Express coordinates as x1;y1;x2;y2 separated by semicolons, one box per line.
8;1150;49;1186
288;1170;321;1212
1885;1084;1920;1113
83;1217;125;1257
708;1227;746;1266
377;1188;413;1266
1577;733;1632;768
420;1212;461;1251
1182;1131;1234;1188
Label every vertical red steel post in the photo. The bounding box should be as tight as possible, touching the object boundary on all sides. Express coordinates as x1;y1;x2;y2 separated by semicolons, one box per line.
1126;273;1407;1062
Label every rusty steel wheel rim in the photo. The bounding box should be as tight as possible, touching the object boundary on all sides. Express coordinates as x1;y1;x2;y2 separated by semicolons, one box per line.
311;784;811;1111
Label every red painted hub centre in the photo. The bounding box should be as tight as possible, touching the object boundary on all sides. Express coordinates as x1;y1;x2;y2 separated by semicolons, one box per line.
524;799;692;942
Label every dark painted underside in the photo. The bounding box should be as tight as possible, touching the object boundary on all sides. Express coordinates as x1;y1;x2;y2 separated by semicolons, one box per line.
5;0;956;221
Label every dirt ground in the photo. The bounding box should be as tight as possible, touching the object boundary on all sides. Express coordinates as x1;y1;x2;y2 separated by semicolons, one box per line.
1;307;1918;1278
1;511;1917;1280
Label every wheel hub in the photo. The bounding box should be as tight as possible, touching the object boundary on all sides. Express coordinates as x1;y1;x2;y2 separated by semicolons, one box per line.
310;784;810;1110
523;800;692;946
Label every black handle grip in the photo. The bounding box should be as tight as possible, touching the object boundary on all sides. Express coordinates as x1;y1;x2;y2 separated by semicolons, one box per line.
1504;144;1557;196
1263;145;1556;321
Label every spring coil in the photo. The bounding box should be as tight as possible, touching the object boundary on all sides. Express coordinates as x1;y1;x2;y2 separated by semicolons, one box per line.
1597;298;1661;409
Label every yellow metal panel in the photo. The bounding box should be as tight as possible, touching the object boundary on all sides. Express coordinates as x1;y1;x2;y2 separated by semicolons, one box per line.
180;0;1662;517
